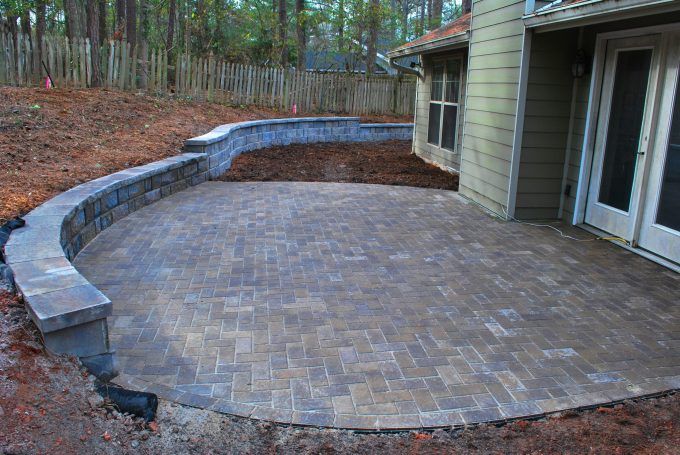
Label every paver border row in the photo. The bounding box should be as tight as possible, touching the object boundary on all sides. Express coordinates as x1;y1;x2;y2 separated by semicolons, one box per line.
114;372;680;430
4;117;412;372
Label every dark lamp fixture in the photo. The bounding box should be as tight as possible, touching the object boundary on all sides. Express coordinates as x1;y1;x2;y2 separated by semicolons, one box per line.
410;61;422;69
572;49;588;78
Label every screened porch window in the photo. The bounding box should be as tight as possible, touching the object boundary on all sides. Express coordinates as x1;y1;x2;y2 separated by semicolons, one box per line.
427;59;461;152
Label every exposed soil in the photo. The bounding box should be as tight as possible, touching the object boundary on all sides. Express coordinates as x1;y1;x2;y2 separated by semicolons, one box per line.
1;289;678;454
0;87;412;223
219;140;459;190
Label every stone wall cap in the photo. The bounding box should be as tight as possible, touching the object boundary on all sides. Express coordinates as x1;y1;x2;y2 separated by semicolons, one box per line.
27;154;209;215
359;123;414;128
24;284;112;333
4;240;65;264
186;117;362;146
11;256;89;298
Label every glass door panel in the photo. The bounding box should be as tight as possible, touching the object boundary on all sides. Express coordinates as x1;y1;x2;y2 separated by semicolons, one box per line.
655;83;680;232
598;49;652;212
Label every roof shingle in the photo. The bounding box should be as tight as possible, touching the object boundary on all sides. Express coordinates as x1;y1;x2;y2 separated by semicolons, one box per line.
391;13;471;54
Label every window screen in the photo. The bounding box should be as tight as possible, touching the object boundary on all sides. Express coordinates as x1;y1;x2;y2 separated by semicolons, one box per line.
428;103;441;145
441;105;458;151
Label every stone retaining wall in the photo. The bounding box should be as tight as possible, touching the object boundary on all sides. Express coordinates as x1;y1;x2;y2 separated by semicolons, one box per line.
5;117;412;375
184;117;413;178
4;154;208;365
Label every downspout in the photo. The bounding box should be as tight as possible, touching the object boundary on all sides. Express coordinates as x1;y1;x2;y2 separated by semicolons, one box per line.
389;56;424;80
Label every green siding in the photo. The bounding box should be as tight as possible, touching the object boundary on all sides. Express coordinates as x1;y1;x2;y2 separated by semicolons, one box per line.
514;28;577;220
460;0;526;214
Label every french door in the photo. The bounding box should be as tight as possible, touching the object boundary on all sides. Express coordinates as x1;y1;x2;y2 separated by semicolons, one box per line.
585;33;680;264
585;35;661;241
638;34;680;264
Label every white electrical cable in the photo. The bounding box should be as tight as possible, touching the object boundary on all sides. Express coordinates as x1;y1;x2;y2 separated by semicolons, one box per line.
500;206;601;242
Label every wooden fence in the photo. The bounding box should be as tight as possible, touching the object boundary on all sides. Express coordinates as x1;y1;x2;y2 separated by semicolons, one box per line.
0;33;416;115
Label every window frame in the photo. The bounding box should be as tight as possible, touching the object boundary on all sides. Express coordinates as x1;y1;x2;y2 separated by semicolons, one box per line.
427;56;463;153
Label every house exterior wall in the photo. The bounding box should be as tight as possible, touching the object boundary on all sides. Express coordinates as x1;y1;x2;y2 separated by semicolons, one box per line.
459;0;527;215
514;29;577;220
413;50;467;171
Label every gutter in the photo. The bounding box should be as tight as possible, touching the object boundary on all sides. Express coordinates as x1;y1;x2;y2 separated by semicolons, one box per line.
523;0;679;29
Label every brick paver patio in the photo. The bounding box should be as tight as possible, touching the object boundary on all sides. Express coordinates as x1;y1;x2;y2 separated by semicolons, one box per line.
74;182;680;429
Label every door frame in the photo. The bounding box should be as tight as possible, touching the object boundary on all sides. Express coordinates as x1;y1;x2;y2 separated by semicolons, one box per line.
583;35;662;241
638;31;680;263
573;23;680;268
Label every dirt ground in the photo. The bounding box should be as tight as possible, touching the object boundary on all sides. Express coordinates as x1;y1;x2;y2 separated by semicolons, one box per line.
1;289;678;454
1;87;679;453
219;141;459;190
0;87;411;223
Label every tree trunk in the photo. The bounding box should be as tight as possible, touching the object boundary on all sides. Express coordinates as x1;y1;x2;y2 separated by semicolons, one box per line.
86;0;101;86
98;0;108;43
36;0;47;75
389;0;398;42
167;0;176;49
427;0;432;30
197;0;209;54
126;0;136;44
6;15;18;76
462;0;472;14
138;0;149;88
115;0;125;39
337;0;344;52
182;0;190;53
65;0;81;41
400;0;408;41
278;0;287;65
366;0;379;74
295;0;305;69
431;0;442;29
20;9;32;48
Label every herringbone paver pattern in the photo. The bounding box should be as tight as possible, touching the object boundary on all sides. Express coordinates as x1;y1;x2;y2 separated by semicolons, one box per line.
75;182;680;429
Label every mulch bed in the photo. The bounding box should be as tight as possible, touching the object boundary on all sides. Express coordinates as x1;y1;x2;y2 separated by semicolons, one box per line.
0;87;412;224
219;140;459;190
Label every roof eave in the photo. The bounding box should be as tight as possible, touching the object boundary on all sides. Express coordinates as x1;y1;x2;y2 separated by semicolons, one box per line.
387;31;470;58
523;0;679;30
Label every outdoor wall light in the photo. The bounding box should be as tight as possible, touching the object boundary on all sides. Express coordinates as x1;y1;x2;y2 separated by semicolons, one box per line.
572;49;589;78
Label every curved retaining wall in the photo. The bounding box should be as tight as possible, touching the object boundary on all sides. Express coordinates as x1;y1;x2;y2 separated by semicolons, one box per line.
184;117;413;178
5;117;412;373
